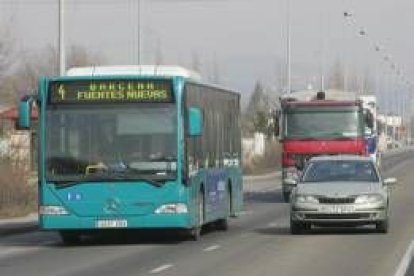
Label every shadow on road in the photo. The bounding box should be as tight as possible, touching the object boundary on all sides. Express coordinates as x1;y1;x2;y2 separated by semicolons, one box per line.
244;189;287;204
254;225;383;236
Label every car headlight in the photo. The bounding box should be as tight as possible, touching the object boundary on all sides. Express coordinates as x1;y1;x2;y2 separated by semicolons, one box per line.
355;194;385;204
39;205;69;215
295;195;319;204
155;203;188;214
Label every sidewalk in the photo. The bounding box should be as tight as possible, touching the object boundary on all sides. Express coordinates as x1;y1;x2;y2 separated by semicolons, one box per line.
0;213;38;237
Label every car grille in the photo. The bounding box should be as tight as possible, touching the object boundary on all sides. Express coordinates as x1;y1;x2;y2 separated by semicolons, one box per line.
305;214;370;220
318;197;355;204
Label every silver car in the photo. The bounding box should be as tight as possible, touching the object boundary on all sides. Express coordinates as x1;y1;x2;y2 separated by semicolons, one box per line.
289;155;396;234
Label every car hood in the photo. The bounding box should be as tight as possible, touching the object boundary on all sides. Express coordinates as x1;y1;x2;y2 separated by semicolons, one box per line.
296;181;382;197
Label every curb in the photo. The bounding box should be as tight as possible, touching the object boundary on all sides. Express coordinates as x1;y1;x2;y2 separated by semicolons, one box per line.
0;213;38;237
0;222;38;237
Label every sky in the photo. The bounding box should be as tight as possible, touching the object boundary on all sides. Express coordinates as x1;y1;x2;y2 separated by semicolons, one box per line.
1;0;414;111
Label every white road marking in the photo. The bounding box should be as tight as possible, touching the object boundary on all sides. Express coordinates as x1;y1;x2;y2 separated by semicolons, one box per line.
149;264;174;274
239;233;253;238
394;239;414;276
203;245;221;252
0;241;55;259
267;222;278;228
239;210;253;216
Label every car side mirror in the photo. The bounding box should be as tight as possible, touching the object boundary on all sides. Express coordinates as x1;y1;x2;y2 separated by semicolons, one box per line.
383;177;397;186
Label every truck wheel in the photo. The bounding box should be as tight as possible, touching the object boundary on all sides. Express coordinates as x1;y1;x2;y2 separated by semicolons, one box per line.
283;191;290;202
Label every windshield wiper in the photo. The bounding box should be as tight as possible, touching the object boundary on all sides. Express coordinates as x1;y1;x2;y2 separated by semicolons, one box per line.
51;172;165;189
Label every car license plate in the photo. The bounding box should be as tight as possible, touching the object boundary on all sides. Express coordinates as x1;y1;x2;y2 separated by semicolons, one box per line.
320;205;354;214
96;219;128;228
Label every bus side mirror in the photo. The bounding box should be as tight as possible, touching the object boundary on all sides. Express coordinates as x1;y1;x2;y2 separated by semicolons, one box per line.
18;95;35;130
188;107;203;136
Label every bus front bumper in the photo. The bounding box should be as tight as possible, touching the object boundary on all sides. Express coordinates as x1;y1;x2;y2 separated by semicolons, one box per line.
39;213;191;230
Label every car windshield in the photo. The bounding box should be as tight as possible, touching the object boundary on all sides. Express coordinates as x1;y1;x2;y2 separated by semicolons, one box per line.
301;160;379;183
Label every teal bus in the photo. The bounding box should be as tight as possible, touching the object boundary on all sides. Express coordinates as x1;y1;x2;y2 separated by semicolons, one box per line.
19;66;243;243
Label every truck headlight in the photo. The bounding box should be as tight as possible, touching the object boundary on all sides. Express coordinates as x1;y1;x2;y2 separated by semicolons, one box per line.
355;194;384;204
39;205;69;215
155;203;188;214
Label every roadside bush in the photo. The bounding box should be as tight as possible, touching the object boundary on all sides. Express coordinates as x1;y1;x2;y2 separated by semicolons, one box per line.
243;140;281;175
0;160;36;218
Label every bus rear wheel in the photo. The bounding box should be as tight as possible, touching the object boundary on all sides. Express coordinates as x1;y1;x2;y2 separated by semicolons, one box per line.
189;191;204;241
215;189;231;231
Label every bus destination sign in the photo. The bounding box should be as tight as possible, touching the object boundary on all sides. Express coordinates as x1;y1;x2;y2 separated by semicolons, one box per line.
49;80;174;104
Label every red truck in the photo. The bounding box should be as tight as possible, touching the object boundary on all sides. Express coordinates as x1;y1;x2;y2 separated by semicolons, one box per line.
277;90;369;202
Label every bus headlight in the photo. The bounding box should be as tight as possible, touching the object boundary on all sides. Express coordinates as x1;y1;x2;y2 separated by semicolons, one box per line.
39;205;69;215
155;203;188;214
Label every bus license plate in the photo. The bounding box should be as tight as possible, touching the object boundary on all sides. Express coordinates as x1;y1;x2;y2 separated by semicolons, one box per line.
320;205;354;214
96;219;128;228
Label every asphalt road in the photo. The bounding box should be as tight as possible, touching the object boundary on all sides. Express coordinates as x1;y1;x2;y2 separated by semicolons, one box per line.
0;154;414;276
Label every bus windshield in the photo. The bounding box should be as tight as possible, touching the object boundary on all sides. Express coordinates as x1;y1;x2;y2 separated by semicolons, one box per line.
285;108;363;139
45;104;177;182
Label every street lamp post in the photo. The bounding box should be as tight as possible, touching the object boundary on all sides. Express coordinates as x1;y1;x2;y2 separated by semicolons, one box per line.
286;0;291;93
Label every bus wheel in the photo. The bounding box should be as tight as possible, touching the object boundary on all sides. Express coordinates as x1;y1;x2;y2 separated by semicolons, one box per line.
59;231;81;245
190;191;204;241
216;189;231;231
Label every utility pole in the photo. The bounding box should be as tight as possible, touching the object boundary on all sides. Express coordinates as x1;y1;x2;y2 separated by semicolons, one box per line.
137;0;143;65
58;0;66;76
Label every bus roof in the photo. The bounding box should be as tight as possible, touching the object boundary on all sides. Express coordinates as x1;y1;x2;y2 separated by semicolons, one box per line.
65;65;202;81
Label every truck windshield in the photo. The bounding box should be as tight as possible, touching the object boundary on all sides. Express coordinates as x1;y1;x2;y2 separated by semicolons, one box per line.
285;108;362;139
45;104;177;182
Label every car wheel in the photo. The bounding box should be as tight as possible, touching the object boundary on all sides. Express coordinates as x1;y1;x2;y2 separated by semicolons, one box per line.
376;219;389;234
290;218;304;235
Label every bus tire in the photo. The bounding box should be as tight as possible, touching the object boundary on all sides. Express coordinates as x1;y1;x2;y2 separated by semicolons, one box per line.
216;188;231;231
190;190;204;241
59;231;81;245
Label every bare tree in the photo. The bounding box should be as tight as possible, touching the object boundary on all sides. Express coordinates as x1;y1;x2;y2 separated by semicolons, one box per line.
67;45;104;68
191;51;202;73
328;59;344;90
1;44;104;103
